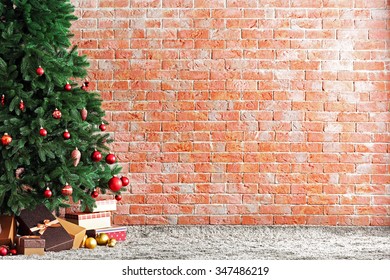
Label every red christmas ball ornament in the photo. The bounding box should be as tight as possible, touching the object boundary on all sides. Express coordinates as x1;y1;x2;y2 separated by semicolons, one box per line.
115;194;122;201
105;153;116;164
63;129;71;140
108;176;122;192
0;246;8;256
64;82;72;91
121;176;129;187
91;150;102;162
9;248;17;256
43;187;52;198
36;66;44;76
19;100;25;111
1;94;5;106
81;80;89;90
39;127;47;137
1;133;12;146
91;190;99;198
52;108;62;119
61;183;73;196
99;123;106;131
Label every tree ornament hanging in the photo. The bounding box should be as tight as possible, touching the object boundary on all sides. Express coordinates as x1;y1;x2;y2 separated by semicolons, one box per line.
71;147;81;167
39;127;47;137
91;150;102;162
121;176;129;186
61;183;73;196
81;80;89;90
36;66;44;76
52;108;62;119
1;95;5;106
99;123;106;131
63;129;71;140
91;189;99;198
114;194;122;201
19;100;25;111
15;167;25;179
43;187;52;198
1;133;12;146
64;82;72;91
108;176;122;192
105;153;116;164
80;108;87;121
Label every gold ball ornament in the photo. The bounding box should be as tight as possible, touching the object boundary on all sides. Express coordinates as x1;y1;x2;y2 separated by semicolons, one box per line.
85;237;97;249
96;233;110;246
107;238;117;247
81;235;88;248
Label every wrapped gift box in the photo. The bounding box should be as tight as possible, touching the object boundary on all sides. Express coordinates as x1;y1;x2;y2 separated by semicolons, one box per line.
65;211;111;230
16;236;45;256
86;226;127;241
57;217;86;249
85;199;117;213
16;204;73;252
0;215;16;246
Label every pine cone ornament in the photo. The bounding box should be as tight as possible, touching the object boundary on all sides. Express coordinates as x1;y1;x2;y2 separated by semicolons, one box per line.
71;147;81;167
80;108;87;121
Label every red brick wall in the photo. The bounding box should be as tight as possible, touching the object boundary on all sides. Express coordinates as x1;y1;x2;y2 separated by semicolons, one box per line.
70;0;389;226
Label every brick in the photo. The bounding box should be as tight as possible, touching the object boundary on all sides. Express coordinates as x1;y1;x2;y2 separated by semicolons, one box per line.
211;194;242;204
242;216;273;225
212;9;242;18
356;206;388;215
163;205;194;214
178;216;210;225
275;195;306;204
373;196;390;205
340;195;370;205
370;217;390;226
260;205;291;214
306;216;338;226
338;216;370;226
196;205;226;215
354;61;385;71
292;206;324;215
274;216;306;225
130;205;162;214
308;195;339;205
114;215;145;225
210;216;241;225
194;0;225;8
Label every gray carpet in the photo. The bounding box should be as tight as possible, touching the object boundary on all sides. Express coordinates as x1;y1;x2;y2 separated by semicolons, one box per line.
4;226;390;260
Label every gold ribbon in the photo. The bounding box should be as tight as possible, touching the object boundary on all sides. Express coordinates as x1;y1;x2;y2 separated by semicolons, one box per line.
30;219;60;235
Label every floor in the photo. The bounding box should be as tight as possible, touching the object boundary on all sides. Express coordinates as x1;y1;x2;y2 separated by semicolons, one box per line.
5;226;390;260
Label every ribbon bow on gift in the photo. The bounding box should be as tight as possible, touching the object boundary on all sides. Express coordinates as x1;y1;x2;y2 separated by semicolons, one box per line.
30;219;60;235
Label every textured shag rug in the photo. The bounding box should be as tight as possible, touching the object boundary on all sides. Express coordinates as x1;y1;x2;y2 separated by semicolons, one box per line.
4;226;390;260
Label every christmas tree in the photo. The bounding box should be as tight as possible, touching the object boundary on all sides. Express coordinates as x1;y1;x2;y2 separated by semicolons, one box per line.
0;0;124;215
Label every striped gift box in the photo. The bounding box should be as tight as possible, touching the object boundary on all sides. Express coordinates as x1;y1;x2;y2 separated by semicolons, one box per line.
85;199;117;213
65;212;111;230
